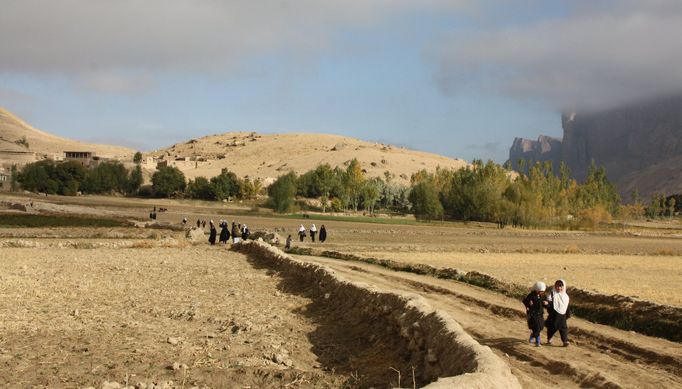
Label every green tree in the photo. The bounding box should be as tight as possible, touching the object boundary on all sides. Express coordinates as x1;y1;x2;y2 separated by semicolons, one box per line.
238;177;257;200
268;172;297;213
10;164;18;192
127;165;143;194
186;176;215;200
152;166;186;197
133;152;143;164
210;168;240;200
344;158;365;211
83;162;128;194
408;179;443;221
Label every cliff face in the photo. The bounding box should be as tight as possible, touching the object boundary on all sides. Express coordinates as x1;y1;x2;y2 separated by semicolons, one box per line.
508;135;562;172
508;95;682;199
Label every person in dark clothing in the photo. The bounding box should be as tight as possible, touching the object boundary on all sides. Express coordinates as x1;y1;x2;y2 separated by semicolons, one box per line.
208;221;217;245
298;224;306;242
545;279;571;346
232;222;241;243
310;224;317;242
197;219;201;228
241;224;250;241
219;220;229;244
285;235;292;250
523;281;548;347
202;220;206;228
319;225;327;243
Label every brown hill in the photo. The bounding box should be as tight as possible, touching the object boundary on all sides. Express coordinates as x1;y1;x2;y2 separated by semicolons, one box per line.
147;132;468;185
0;107;134;166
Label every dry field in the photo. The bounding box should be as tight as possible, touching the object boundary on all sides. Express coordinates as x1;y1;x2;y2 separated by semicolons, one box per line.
352;251;682;307
0;245;348;388
2;194;682;388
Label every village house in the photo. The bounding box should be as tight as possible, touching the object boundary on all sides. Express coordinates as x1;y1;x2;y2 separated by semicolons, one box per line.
0;168;11;191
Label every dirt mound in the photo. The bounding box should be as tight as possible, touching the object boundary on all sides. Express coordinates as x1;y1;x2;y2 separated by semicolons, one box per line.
232;240;520;388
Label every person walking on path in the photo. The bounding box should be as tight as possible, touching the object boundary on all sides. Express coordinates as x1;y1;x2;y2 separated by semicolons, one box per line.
310;224;317;242
208;220;217;245
197;219;201;228
232;222;241;243
523;281;548;347
546;279;571;346
241;224;250;241
298;224;306;242
319;225;327;243
219;220;229;244
285;235;292;250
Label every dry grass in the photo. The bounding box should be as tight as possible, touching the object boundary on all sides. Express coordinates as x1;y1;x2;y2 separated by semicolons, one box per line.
354;251;682;307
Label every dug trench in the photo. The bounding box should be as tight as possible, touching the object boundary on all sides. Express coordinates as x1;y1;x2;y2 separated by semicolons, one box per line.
233;240;521;389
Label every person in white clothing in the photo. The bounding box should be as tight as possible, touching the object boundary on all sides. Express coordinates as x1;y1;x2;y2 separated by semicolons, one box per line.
545;279;571;346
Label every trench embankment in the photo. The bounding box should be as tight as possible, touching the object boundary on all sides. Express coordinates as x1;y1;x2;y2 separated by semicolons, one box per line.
232;240;520;389
313;250;682;343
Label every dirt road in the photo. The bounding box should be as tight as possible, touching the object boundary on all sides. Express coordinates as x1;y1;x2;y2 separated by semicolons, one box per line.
293;254;682;388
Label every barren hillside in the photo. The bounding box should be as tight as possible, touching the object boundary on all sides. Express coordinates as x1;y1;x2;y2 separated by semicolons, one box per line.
148;132;468;185
0;107;134;164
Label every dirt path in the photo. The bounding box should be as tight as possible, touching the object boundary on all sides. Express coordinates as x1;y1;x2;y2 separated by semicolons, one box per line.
294;255;682;389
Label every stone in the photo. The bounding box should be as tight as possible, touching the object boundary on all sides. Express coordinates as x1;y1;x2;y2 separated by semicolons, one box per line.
166;337;180;345
185;227;206;243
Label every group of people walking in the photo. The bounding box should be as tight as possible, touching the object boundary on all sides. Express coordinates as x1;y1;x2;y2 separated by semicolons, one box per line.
523;279;571;347
207;219;250;246
297;224;327;243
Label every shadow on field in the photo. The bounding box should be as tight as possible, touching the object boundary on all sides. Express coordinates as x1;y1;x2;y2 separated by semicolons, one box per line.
245;252;425;389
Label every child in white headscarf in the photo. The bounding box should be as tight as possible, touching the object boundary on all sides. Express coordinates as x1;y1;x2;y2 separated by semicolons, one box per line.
310;224;317;242
523;281;548;347
545;279;571;346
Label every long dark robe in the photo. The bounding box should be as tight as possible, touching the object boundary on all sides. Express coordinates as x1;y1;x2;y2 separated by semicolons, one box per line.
219;225;228;243
319;227;327;242
208;226;217;245
523;292;545;337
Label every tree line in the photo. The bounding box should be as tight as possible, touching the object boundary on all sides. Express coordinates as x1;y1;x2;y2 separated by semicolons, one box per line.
14;156;678;226
17;160;143;196
267;159;410;214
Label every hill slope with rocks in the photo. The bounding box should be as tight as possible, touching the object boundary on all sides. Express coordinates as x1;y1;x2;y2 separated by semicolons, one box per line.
0;107;134;165
147;131;468;185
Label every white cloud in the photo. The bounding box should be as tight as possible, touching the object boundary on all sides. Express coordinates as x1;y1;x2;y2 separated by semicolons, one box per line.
432;0;682;111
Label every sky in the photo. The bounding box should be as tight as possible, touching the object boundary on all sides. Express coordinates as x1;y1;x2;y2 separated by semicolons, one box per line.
1;0;681;163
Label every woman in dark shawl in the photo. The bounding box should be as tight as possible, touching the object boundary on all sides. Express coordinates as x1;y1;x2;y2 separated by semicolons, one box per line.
208;220;217;245
319;225;327;243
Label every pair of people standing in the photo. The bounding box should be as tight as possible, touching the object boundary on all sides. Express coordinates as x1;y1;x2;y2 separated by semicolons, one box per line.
298;224;327;242
523;279;571;347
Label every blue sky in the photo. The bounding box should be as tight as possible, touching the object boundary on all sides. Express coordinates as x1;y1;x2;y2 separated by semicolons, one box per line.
1;1;679;162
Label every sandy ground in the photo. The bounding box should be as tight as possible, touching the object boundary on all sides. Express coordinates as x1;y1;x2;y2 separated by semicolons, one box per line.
0;246;347;388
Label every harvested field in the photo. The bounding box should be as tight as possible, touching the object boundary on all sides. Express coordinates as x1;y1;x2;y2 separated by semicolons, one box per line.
2;193;682;388
353;251;682;307
0;246;349;388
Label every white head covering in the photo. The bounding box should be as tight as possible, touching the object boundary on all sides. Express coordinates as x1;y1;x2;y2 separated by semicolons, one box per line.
299;224;305;232
311;224;316;231
532;281;546;292
549;279;569;315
